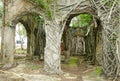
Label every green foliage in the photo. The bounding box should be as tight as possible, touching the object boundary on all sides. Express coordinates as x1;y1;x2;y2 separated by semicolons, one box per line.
35;15;44;24
102;0;110;5
30;0;52;19
15;49;27;54
102;0;118;7
94;66;102;75
25;62;43;70
70;14;92;28
67;57;78;66
109;32;118;41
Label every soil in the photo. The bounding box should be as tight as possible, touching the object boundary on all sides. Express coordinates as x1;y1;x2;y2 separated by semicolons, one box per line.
0;54;106;81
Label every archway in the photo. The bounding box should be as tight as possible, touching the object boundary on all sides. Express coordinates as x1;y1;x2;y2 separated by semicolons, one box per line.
1;0;47;69
15;23;27;54
1;1;119;79
1;0;63;74
62;12;102;61
17;14;46;60
61;11;103;80
15;23;27;58
1;12;46;69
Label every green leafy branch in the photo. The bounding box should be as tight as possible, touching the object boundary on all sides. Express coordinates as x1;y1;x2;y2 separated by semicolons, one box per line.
30;0;52;19
70;14;92;28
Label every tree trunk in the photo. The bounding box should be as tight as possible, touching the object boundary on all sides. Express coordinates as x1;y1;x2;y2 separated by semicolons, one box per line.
63;28;71;62
1;27;15;68
26;33;30;57
29;32;35;59
22;15;45;60
84;25;96;64
34;23;45;60
44;20;62;74
26;31;35;59
95;24;102;65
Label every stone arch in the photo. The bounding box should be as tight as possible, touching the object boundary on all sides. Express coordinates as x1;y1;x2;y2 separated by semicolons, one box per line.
62;5;100;37
5;0;45;25
64;8;98;28
14;13;46;59
61;3;103;65
2;0;46;67
2;1;119;78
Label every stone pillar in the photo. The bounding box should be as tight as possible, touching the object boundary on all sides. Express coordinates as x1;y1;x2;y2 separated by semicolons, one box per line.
44;20;62;74
1;27;15;67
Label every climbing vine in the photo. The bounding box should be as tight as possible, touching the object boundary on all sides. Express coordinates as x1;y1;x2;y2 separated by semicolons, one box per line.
29;0;54;19
91;0;120;80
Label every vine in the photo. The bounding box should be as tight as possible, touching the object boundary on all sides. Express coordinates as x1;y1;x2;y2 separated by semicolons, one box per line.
29;0;53;19
91;0;120;80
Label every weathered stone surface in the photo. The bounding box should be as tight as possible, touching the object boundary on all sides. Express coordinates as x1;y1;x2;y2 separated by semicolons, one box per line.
2;0;120;79
1;27;15;65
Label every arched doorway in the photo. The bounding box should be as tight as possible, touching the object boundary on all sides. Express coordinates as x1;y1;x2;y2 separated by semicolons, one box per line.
62;13;102;62
18;14;46;60
61;12;103;80
15;23;27;59
1;13;46;69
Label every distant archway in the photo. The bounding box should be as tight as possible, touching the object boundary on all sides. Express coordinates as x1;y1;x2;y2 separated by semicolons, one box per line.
1;12;46;70
16;14;46;60
61;6;103;74
15;23;27;55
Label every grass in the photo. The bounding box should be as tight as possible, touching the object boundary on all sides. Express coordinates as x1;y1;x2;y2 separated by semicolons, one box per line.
63;56;78;67
24;61;43;70
15;49;27;54
0;46;27;54
94;66;102;75
69;57;78;65
26;64;42;70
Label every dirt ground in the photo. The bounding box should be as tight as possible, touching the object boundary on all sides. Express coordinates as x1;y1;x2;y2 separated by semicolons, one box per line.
0;54;107;81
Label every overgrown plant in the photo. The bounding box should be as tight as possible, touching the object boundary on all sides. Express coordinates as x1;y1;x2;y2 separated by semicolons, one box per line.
30;0;53;19
91;0;120;80
70;14;92;28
